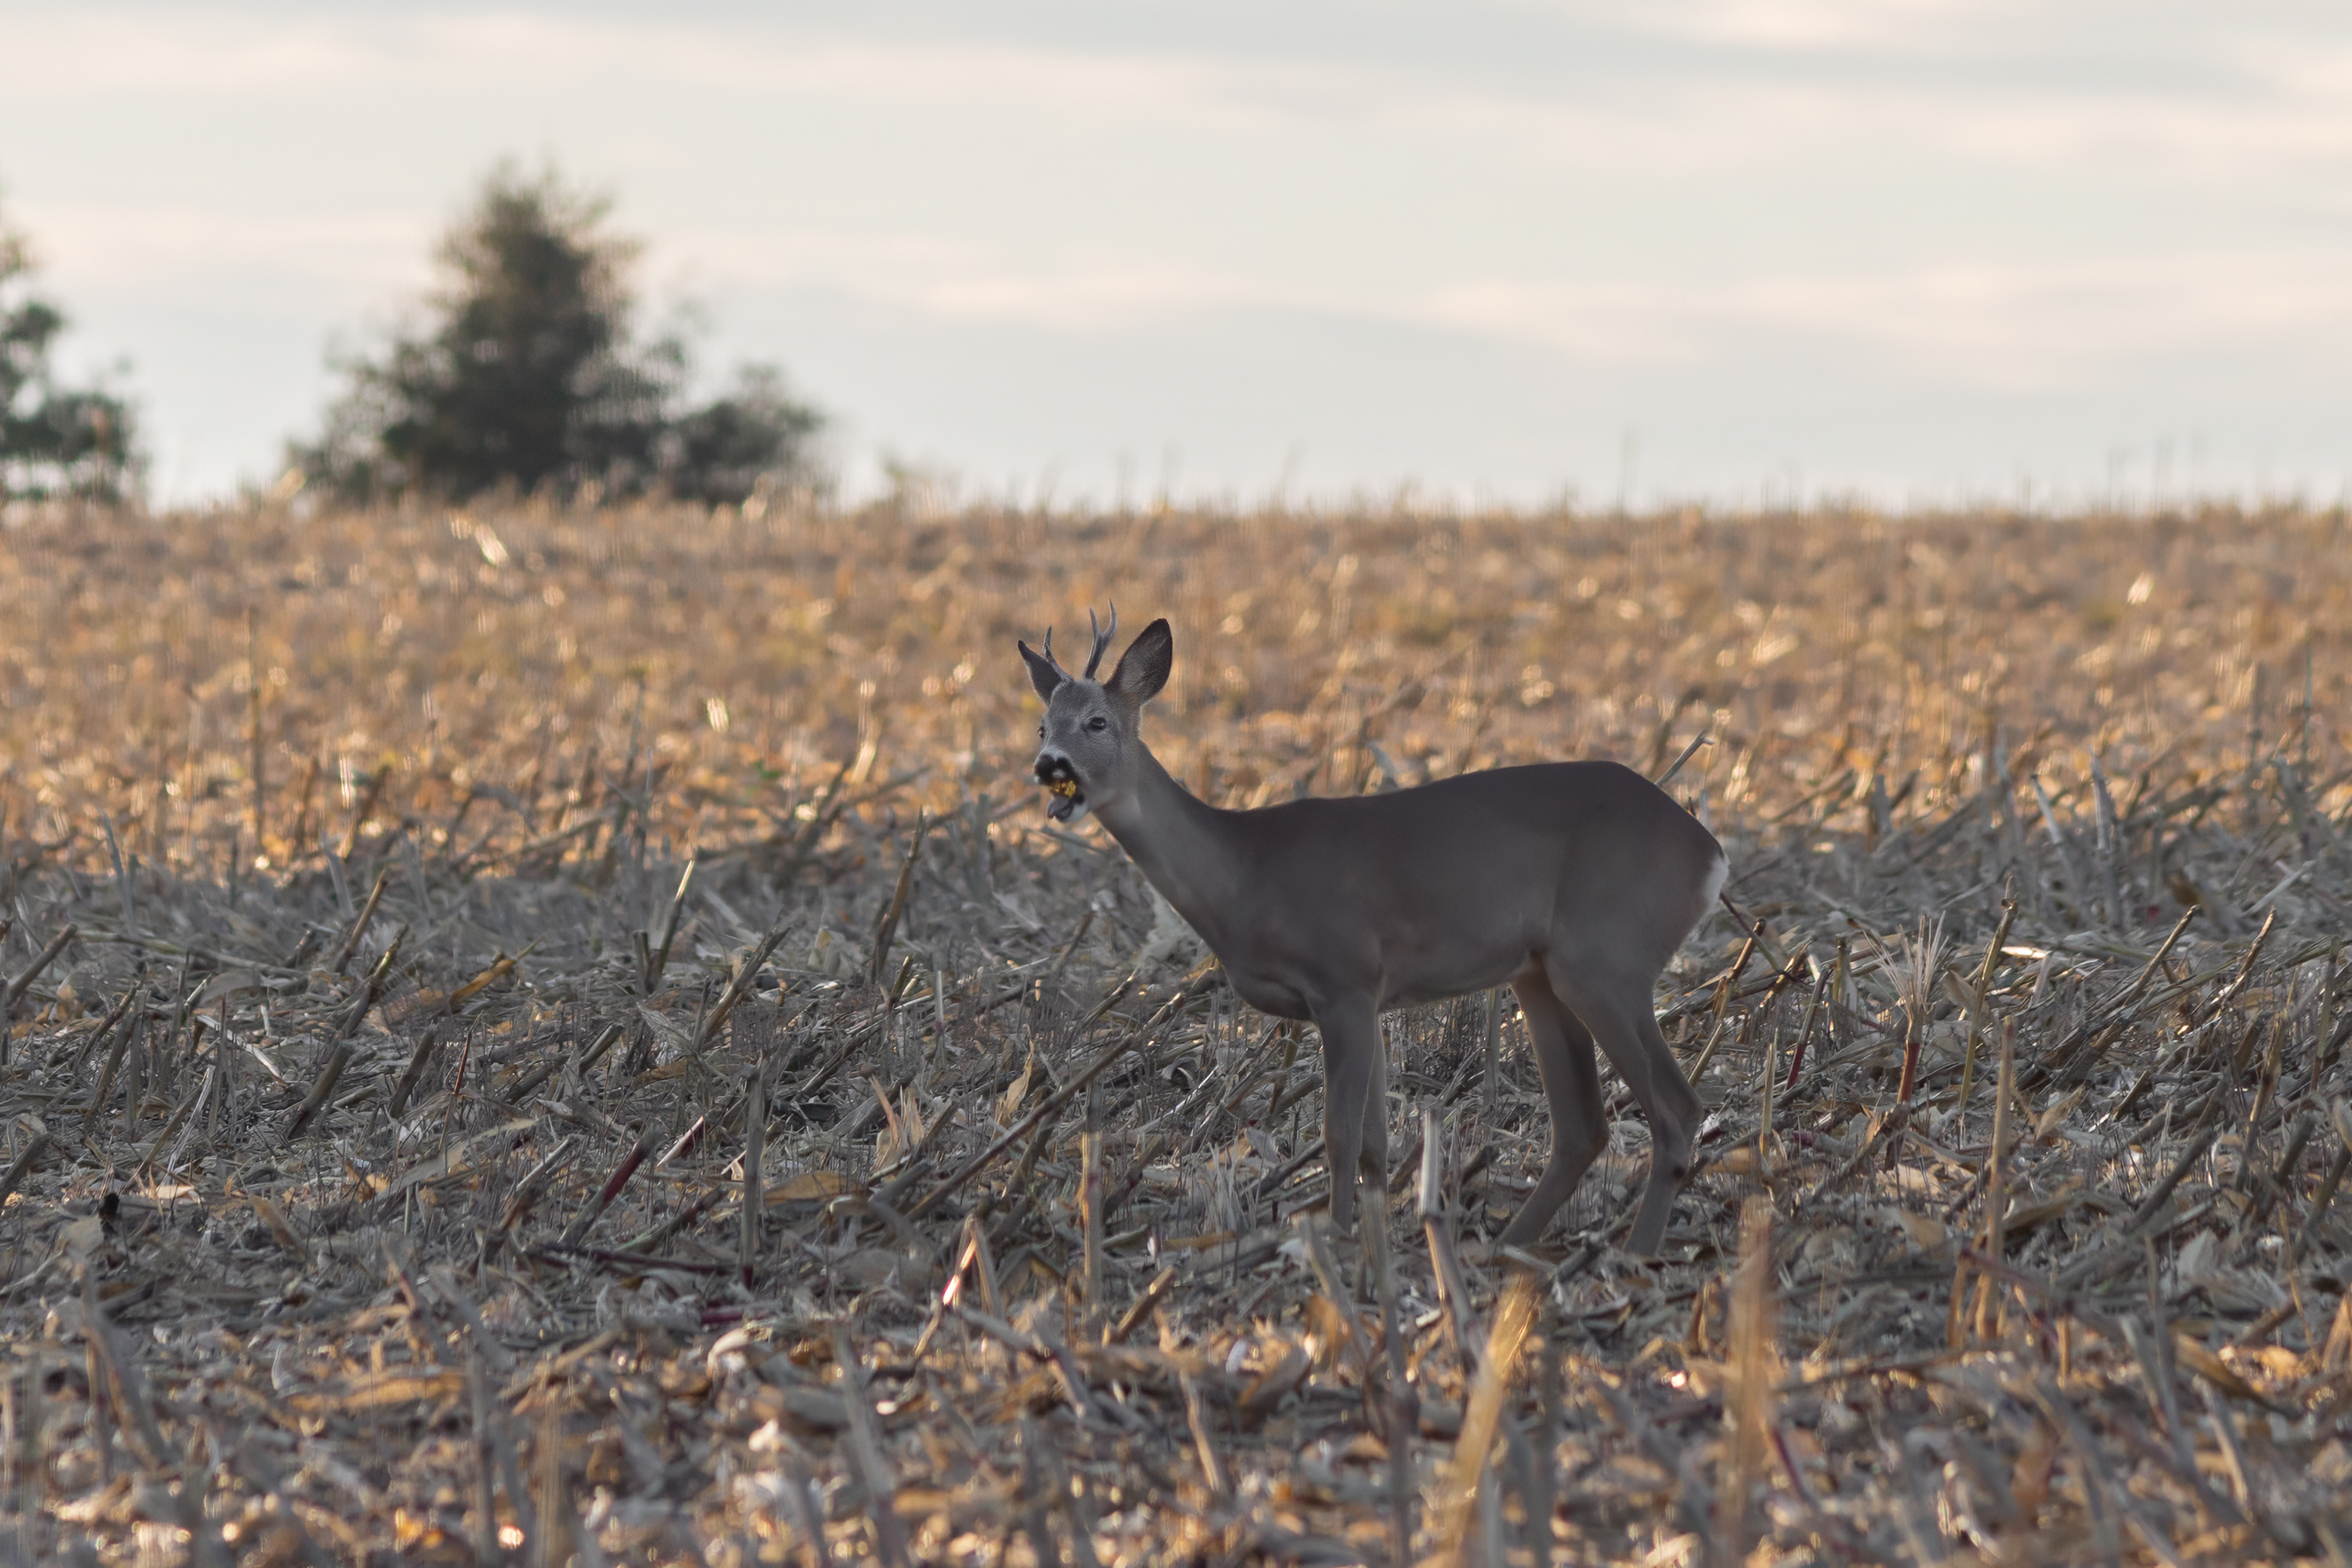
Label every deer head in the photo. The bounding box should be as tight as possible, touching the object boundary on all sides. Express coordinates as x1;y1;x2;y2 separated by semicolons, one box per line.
1018;608;1173;823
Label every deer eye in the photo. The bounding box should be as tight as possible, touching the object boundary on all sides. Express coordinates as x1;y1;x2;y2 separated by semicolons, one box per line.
1037;725;1045;738
1087;716;1109;732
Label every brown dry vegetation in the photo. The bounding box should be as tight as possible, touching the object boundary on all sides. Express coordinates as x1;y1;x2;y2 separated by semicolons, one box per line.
0;499;2349;1567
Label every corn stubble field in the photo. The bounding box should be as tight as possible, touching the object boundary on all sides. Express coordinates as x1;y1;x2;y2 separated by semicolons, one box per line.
1;499;2349;1568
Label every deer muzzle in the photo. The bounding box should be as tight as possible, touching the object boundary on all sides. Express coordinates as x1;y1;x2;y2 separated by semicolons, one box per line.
1035;754;1085;822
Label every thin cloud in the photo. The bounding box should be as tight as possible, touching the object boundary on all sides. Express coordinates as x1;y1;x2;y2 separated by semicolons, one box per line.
25;205;431;298
1424;252;2352;387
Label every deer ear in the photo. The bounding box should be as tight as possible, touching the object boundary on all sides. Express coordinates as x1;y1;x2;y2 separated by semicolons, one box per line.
1018;640;1065;703
1105;619;1173;707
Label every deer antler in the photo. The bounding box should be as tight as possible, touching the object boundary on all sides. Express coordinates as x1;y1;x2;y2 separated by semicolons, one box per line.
1083;604;1118;680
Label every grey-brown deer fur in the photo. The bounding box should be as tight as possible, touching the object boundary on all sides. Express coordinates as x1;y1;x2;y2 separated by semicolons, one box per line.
1018;610;1725;1255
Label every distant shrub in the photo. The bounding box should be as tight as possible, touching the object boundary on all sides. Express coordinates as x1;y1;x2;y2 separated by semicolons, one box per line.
290;162;823;506
1;207;138;501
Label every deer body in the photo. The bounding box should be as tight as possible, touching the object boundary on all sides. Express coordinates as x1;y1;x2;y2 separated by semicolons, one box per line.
1021;614;1723;1254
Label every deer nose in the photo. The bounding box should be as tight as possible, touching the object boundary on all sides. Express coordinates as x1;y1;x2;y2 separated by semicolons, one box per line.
1036;750;1075;783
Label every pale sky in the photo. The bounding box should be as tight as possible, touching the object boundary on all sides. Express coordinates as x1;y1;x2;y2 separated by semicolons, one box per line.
4;1;2349;509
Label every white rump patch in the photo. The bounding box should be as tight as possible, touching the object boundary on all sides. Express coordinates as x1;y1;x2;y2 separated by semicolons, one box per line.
1699;848;1729;912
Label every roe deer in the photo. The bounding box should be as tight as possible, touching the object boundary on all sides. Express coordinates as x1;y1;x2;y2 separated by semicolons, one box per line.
1018;611;1724;1254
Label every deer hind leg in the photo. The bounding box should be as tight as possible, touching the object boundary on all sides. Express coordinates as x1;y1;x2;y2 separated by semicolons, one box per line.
1359;1020;1391;1182
1495;977;1608;1249
1545;961;1701;1257
1312;995;1384;1235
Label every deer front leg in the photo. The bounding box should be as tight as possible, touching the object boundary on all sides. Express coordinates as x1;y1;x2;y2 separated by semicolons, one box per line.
1312;995;1384;1235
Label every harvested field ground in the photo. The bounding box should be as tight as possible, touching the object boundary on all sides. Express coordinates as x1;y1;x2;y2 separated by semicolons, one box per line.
1;500;2349;1566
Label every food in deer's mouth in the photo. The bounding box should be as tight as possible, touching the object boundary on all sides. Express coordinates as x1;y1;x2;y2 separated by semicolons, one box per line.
1037;753;1086;819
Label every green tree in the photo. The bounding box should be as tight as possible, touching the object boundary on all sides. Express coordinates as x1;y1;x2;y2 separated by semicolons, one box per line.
658;366;825;507
295;163;822;505
2;208;138;501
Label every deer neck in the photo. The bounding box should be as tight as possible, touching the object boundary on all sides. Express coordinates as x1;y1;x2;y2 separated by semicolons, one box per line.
1093;743;1249;947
